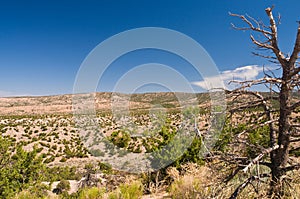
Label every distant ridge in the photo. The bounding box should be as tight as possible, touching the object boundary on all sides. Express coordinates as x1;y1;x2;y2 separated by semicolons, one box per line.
0;92;211;116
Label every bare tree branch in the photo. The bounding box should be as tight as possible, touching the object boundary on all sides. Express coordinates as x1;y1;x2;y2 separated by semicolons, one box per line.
250;35;275;50
289;66;300;78
229;77;284;90
252;52;277;61
282;164;300;172
265;7;288;66
288;100;300;111
229;12;273;36
290;138;300;143
289;23;300;66
242;145;280;173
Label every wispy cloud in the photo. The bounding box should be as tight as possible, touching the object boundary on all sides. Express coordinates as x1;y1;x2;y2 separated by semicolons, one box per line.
0;90;32;97
192;65;263;90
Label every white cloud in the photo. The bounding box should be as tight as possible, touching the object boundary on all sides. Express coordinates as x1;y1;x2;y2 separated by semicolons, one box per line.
192;65;263;90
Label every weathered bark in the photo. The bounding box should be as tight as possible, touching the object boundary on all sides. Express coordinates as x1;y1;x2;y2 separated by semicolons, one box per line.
270;79;291;196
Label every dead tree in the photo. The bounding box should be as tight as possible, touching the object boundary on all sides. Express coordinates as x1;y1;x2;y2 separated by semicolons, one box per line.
226;6;300;198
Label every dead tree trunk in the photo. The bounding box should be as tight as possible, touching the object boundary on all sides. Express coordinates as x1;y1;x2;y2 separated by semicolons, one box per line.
229;6;300;198
271;74;291;195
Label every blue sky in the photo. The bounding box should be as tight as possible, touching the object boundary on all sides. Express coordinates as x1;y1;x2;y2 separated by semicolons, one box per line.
0;0;299;96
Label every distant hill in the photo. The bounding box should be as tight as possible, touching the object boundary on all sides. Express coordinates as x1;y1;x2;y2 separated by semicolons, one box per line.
0;92;211;115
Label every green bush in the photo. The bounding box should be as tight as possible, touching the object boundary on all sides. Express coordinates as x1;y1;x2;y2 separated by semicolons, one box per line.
56;179;70;193
12;190;39;199
60;157;67;162
109;130;131;148
0;137;46;198
109;181;143;199
43;166;81;182
43;155;55;163
247;125;270;158
90;149;105;157
98;162;112;174
119;181;143;199
214;121;235;152
78;187;105;199
150;126;203;170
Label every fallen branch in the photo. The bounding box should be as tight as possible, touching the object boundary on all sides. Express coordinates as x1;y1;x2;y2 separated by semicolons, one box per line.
242;144;279;173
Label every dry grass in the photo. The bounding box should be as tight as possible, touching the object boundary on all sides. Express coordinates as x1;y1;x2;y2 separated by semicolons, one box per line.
166;162;300;199
167;163;222;198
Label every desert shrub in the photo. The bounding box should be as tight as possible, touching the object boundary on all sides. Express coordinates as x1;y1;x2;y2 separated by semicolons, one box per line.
78;187;105;199
52;144;57;150
84;163;95;171
158;125;174;143
247;125;270;158
43;166;81;181
56;179;71;193
35;147;43;153
39;133;46;138
214;124;233;152
150;129;203;170
98;162;112;174
109;130;131;148
168;165;218;199
90;149;105;157
12;190;39;199
169;175;221;199
109;181;143;199
177;137;204;166
169;175;202;199
63;143;88;159
43;155;55;163
40;141;50;148
64;145;74;158
216;120;270;158
60;157;67;162
14;183;50;199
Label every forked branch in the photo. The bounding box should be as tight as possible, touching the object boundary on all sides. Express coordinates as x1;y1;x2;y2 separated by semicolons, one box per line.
230;7;288;67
